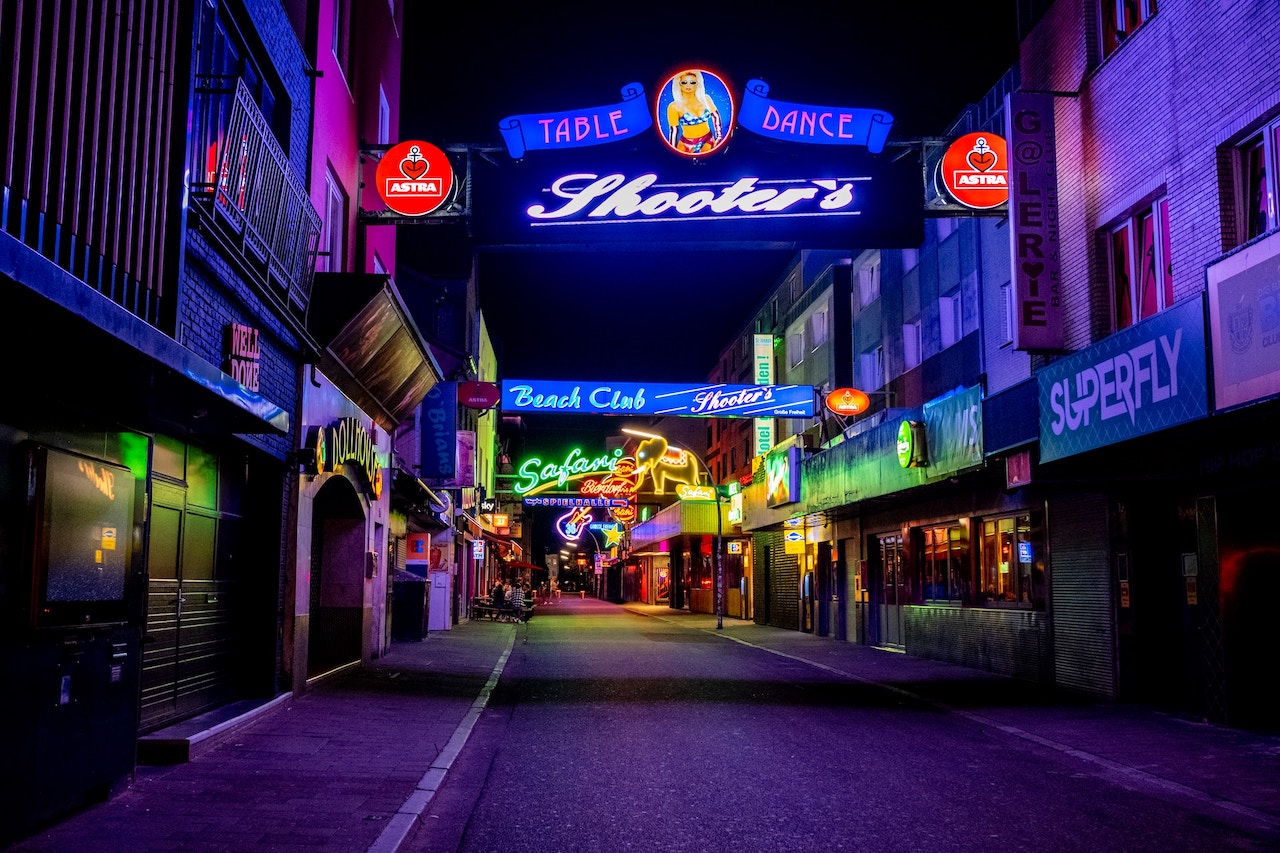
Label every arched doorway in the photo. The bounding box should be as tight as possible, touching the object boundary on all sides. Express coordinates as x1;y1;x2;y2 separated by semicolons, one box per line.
308;476;367;677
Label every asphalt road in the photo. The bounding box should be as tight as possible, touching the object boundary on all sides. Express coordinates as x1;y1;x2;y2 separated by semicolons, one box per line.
399;603;1277;853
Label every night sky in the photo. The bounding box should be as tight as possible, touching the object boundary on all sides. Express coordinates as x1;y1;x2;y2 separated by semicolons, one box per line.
399;3;1022;384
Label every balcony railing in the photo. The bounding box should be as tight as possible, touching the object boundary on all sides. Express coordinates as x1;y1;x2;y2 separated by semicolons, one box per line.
192;79;322;316
1;0;182;333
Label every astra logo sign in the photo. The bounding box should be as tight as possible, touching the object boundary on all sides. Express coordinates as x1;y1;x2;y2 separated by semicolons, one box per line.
501;379;815;418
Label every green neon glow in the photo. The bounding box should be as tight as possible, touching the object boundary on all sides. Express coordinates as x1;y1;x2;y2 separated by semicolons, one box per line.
514;446;625;495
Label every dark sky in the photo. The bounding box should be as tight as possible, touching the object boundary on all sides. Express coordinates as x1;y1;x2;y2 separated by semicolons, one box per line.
399;3;1021;383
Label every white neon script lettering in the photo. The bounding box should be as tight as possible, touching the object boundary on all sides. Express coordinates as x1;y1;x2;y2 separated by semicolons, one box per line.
527;174;856;220
1049;330;1181;435
689;386;777;414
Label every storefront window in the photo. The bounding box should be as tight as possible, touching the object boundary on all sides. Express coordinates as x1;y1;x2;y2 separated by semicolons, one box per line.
923;523;968;603
979;511;1046;609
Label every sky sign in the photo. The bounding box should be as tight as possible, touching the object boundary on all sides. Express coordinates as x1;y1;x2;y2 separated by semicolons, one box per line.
501;379;815;418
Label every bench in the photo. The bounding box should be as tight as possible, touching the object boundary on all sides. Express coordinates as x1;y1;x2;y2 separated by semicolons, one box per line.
472;600;534;623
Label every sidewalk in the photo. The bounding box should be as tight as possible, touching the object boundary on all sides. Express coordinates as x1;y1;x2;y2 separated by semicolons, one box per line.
9;599;1280;851
8;621;519;853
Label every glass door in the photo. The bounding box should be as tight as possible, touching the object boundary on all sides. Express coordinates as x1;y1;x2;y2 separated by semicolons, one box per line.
878;533;906;647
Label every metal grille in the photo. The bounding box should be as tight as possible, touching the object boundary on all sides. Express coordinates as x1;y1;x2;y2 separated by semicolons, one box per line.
191;79;322;314
1;0;181;331
1048;493;1116;697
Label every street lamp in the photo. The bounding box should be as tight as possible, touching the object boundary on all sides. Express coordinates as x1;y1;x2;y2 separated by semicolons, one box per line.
622;428;726;630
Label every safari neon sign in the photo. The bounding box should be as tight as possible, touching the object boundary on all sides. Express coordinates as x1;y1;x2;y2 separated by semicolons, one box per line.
513;446;626;495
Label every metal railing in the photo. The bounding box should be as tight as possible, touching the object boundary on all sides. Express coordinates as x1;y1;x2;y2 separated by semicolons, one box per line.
193;79;322;315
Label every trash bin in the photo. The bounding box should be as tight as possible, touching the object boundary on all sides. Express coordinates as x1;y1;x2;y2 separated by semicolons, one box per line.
392;571;429;641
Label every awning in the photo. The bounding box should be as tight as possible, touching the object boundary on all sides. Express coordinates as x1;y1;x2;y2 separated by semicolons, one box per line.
308;272;444;432
2;231;290;439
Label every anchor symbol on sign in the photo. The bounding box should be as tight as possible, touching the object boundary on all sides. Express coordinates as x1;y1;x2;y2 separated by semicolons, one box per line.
399;145;429;180
966;137;997;172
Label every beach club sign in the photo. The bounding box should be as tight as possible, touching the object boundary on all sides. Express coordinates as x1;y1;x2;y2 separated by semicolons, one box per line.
501;379;816;418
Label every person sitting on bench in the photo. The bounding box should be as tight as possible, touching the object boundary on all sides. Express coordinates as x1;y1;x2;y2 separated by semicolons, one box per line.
490;582;505;620
506;582;525;622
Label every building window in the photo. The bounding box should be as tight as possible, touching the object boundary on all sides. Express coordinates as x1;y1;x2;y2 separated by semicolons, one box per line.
903;321;922;369
1107;197;1172;330
787;271;803;302
1001;282;1015;345
923;524;968;602
809;306;828;349
319;168;346;273
332;0;352;80
936;217;957;242
1234;120;1280;246
378;85;391;145
939;291;962;348
194;5;284;186
859;346;883;391
858;260;880;306
979;512;1045;609
786;331;804;368
901;247;920;272
1101;0;1157;59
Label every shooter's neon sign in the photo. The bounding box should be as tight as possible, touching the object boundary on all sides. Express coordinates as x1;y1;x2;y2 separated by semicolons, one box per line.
526;172;861;226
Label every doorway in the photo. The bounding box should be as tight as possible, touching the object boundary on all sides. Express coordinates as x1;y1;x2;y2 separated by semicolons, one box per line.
307;477;367;677
875;532;906;648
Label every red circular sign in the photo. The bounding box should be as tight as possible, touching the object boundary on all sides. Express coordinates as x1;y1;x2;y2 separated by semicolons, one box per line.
458;381;501;410
375;140;454;216
940;132;1008;210
825;388;871;416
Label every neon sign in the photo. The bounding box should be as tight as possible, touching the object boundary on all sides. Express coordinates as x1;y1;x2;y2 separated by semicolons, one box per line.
374;140;454;217
738;79;893;153
655;68;733;158
499;83;652;158
502;380;815;418
825;388;872;416
526;171;860;225
677;483;716;501
524;496;629;508
557;506;593;540
301;418;385;499
588;521;625;548
513;446;625;494
940;132;1008;210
